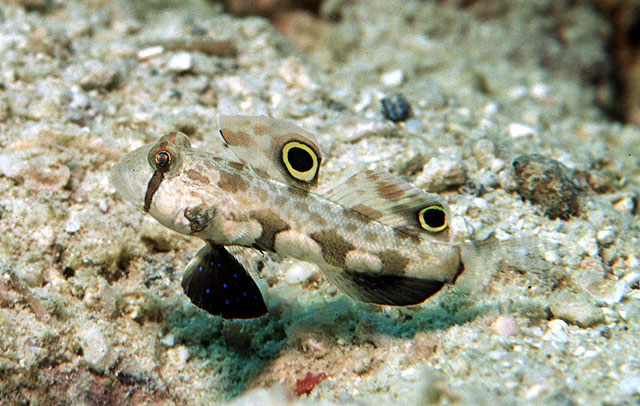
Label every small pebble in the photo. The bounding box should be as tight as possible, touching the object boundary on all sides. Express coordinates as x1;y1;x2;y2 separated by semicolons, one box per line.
65;219;82;234
353;356;373;375
508;123;536;138
160;333;175;347
78;323;115;373
284;263;316;286
67;60;119;90
543;249;561;264
612;195;636;215
380;69;404;87
472;197;488;209
27;159;71;191
165;346;190;372
572;346;586;357
299;334;329;359
600;326;612;338
471;138;497;164
531;83;551;100
512;154;580;220
618;376;640;396
596;229;615;246
168;52;193;72
490;158;505;172
415;156;467;192
83;278;118;315
542;319;569;343
0;153;24;178
98;199;109;213
626;255;640;269
548;289;604;328
381;93;411;122
577;230;599;257
491;315;521;337
138;46;164;60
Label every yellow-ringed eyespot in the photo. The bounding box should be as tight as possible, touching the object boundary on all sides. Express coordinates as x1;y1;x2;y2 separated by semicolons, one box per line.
154;150;172;168
418;205;447;232
281;141;319;182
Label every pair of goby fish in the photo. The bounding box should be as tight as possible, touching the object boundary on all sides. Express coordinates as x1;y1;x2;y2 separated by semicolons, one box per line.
111;115;503;319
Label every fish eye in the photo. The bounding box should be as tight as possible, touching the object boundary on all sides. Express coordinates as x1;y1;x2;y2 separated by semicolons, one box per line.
418;205;447;232
281;141;319;182
154;150;172;168
148;141;181;174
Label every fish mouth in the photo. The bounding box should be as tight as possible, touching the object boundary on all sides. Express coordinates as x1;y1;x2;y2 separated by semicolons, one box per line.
110;144;154;210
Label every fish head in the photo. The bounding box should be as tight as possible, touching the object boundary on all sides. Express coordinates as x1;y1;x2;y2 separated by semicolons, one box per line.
111;132;196;233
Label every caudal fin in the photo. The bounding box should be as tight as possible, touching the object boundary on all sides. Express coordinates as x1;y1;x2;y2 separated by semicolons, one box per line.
455;235;548;295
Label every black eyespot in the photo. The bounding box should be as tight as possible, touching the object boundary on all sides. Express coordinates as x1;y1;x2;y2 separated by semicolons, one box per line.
287;146;313;172
418;205;447;232
154;151;171;168
281;141;319;182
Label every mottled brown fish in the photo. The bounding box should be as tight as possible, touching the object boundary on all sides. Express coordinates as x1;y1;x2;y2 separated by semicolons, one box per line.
111;115;499;319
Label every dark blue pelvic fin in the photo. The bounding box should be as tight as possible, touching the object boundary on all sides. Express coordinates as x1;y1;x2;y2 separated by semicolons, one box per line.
342;270;446;306
181;243;267;319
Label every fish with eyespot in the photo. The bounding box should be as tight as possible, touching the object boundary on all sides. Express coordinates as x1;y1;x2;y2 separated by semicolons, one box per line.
110;115;536;319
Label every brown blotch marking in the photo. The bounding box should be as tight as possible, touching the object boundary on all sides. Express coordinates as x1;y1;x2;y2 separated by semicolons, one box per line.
228;161;245;171
345;204;384;224
250;209;291;251
393;226;421;244
366;171;380;181
220;129;254;147
253;125;269;136
309;212;328;227
164;132;189;146
144;170;164;212
310;230;355;268
274;194;288;207
255;168;270;179
217;170;249;193
344;222;359;234
377;181;405;199
205;156;222;169
186;169;210;184
378;250;410;274
293;201;309;212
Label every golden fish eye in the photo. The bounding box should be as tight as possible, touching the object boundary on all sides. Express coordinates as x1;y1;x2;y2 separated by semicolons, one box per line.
154;150;172;168
418;205;447;232
281;141;319;182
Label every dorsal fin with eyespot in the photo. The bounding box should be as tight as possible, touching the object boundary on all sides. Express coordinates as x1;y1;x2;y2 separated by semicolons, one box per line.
217;115;322;191
326;170;452;242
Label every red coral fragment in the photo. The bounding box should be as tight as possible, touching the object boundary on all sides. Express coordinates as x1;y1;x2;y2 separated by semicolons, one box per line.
294;372;327;396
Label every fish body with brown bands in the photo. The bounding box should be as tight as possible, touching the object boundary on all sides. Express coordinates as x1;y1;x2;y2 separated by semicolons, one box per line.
111;115;522;319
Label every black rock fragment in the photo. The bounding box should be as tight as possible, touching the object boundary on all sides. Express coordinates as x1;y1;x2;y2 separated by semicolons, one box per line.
381;93;411;122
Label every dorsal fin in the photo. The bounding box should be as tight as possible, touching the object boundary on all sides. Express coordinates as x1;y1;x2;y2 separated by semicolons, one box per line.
327;170;452;242
217;115;322;190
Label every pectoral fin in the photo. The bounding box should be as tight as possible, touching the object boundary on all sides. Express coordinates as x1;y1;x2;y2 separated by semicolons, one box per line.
181;243;267;319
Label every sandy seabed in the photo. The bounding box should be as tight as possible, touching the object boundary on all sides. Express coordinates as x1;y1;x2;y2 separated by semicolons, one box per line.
0;0;639;405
